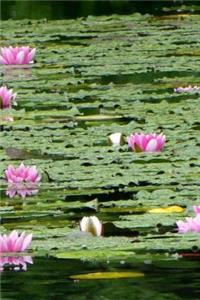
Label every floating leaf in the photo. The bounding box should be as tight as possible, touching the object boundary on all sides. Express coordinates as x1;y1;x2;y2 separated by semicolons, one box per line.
148;206;185;214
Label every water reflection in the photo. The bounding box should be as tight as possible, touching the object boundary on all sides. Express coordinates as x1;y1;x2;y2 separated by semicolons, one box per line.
1;65;33;80
6;182;40;198
0;256;33;272
1;1;172;21
1;257;200;299
0;114;14;122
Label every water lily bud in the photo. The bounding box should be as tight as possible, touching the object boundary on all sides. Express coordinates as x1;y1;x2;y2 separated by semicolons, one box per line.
79;216;103;237
108;133;125;146
0;85;17;109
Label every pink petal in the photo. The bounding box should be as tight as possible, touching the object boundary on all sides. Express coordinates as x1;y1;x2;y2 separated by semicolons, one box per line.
145;139;158;152
12;232;26;252
176;220;190;233
27;48;36;63
0;55;7;64
16;51;25;64
5;48;15;64
193;206;200;215
9;230;19;242
6;189;16;198
24;256;33;264
0;236;8;252
19;189;29;198
21;233;32;251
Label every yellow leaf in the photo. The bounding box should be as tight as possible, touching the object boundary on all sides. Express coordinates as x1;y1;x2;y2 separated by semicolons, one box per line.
70;271;144;280
148;205;184;214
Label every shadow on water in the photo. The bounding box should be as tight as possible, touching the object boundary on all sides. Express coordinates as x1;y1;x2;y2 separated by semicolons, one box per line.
3;0;200;20
99;71;200;85
1;256;200;300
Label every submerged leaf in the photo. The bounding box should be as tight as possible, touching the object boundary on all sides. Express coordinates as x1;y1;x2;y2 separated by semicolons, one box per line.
70;271;144;280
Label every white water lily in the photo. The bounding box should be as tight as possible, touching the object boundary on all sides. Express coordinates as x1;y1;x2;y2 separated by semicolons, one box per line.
108;132;125;146
80;216;103;237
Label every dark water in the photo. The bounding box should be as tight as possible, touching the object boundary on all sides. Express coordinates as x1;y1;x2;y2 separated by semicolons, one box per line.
2;256;200;300
2;0;200;20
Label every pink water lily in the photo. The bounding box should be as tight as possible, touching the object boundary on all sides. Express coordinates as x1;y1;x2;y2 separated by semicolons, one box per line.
177;206;200;233
177;216;200;233
0;86;17;109
5;163;41;198
0;256;33;272
127;133;166;152
0;46;36;65
176;219;191;233
174;85;200;93
193;206;200;215
0;230;32;253
5;162;41;184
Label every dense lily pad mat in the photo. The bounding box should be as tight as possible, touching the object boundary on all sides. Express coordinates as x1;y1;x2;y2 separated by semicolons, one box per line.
0;13;200;258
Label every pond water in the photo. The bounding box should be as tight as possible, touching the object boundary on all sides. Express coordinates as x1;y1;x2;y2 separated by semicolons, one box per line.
1;3;200;300
2;256;200;299
3;0;200;20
